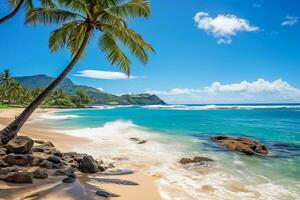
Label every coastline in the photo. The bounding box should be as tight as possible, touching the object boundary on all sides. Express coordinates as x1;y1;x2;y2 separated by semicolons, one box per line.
0;108;162;200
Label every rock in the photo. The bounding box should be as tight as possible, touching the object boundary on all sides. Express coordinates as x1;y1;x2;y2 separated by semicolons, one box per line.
39;160;54;169
130;137;147;144
54;167;75;177
0;147;7;156
212;136;268;155
63;152;87;163
43;142;55;148
32;147;45;152
62;177;76;183
1;172;33;183
95;189;119;198
98;165;106;172
179;156;214;164
79;155;98;173
129;137;140;142
31;157;44;166
3;154;34;165
0;166;19;174
51;150;62;158
47;155;61;164
5;136;34;154
34;140;46;144
0;159;8;167
32;169;48;179
137;140;147;144
62;155;74;163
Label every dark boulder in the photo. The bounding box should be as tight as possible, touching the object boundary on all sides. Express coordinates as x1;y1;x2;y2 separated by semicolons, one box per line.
39;160;54;169
47;155;61;164
32;169;48;179
54;167;75;177
3;154;34;165
5;136;34;154
79;155;98;173
212;136;268;155
62;177;76;183
1;172;33;183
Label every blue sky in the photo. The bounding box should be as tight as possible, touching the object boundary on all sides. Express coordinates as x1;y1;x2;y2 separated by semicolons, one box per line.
0;0;300;103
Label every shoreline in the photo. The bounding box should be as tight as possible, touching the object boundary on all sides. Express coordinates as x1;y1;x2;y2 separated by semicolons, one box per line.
0;108;162;200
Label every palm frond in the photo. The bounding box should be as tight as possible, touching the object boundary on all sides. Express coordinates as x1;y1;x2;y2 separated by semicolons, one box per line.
67;23;88;57
56;0;87;14
101;24;147;64
49;21;79;52
26;8;79;25
107;0;150;19
98;33;131;75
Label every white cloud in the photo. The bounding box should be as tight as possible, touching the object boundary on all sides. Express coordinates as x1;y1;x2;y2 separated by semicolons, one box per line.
148;79;300;104
281;16;298;26
194;12;259;44
75;70;145;80
97;87;104;91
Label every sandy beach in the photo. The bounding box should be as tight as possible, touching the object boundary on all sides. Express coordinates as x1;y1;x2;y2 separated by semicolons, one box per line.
0;108;162;200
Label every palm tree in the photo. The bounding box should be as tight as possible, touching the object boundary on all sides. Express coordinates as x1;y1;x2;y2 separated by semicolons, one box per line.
0;69;14;103
0;0;154;143
0;0;55;24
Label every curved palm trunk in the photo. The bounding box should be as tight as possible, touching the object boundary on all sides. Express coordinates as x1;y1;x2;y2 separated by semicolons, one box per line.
0;0;25;24
0;25;92;144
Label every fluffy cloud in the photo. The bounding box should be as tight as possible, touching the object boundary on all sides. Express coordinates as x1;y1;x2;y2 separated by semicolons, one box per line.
75;70;145;80
281;16;298;26
194;12;259;44
148;79;300;104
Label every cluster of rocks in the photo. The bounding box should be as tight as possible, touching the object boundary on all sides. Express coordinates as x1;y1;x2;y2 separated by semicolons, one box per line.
0;135;114;184
212;136;268;155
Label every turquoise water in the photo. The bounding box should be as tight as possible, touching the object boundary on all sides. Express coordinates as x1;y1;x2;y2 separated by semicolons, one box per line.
43;104;300;199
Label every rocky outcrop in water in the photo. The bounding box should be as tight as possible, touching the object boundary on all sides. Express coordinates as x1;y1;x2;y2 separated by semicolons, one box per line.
212;136;268;155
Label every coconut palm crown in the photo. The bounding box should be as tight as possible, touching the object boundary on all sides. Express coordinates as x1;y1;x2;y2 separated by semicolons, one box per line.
26;0;154;75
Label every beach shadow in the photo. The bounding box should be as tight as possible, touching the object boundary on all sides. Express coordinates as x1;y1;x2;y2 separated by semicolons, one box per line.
0;172;139;200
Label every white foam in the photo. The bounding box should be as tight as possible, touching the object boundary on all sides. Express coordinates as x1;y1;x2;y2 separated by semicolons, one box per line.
39;113;80;120
143;104;300;110
54;120;300;200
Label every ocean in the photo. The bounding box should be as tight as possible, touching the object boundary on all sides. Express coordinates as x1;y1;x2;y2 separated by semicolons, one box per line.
39;104;300;200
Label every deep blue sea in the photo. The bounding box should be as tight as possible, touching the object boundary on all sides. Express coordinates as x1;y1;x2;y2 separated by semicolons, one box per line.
41;104;300;200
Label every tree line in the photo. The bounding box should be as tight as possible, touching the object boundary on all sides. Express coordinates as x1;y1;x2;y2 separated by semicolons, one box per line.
0;69;92;108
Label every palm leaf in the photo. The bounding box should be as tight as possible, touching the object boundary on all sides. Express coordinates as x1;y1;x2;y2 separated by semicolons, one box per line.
26;8;79;25
49;22;79;52
98;33;131;75
107;0;150;18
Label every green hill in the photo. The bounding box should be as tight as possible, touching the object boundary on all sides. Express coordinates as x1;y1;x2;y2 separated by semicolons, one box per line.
14;74;166;105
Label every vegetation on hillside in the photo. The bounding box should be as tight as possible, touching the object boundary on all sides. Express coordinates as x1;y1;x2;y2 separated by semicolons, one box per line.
0;70;92;108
